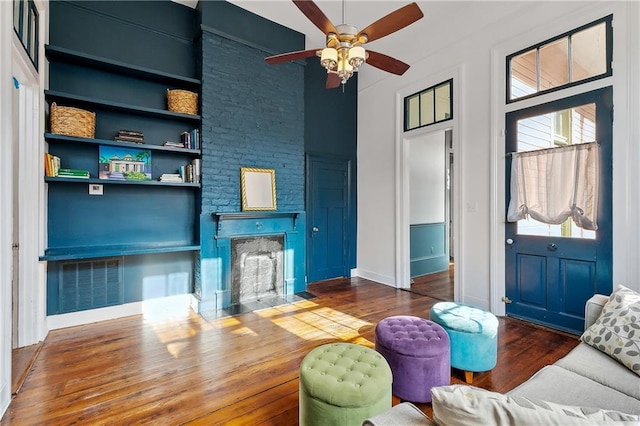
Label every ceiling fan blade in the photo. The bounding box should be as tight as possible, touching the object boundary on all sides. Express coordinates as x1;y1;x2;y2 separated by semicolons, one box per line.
326;73;341;89
265;49;318;65
357;3;423;43
366;50;411;75
292;0;339;35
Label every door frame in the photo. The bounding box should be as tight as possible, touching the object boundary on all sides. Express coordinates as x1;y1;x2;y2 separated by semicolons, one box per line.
395;66;461;298
489;2;640;317
504;87;613;333
305;153;354;282
11;3;47;349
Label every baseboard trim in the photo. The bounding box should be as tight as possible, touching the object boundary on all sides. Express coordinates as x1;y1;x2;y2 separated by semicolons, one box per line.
46;294;194;331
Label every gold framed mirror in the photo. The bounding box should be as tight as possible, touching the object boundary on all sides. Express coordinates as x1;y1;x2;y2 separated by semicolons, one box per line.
240;167;277;211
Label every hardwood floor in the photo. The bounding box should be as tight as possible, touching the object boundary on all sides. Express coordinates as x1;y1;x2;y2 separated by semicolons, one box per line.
1;278;579;425
409;264;455;301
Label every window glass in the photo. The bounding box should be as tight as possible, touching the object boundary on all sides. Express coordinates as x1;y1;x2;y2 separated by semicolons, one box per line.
510;49;537;99
407;95;420;130
571;22;606;82
435;82;451;121
515;102;596;239
539;38;569;91
508;16;611;102
420;90;434;126
404;79;453;131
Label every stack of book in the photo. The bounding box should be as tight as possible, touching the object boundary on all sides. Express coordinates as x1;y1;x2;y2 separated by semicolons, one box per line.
159;173;183;182
44;153;61;177
180;128;200;150
163;141;185;148
115;130;145;144
178;158;201;183
57;168;90;179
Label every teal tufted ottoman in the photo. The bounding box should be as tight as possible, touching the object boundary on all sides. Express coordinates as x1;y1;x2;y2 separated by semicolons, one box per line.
429;302;499;384
299;343;393;426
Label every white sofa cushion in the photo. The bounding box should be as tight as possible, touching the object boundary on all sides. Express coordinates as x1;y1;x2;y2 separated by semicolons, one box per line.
508;365;640;415
581;285;640;376
555;343;640;400
431;384;640;426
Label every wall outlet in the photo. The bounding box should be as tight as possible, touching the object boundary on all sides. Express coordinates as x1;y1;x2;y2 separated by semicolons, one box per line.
89;184;103;195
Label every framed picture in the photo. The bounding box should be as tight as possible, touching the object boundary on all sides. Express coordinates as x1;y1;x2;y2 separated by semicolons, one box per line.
99;146;152;181
241;167;276;211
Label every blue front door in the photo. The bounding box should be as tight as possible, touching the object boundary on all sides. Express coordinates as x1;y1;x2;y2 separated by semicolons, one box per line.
505;87;613;334
307;156;350;282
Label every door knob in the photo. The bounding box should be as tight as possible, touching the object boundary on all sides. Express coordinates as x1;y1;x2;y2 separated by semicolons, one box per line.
506;238;514;245
312;226;319;232
547;243;558;251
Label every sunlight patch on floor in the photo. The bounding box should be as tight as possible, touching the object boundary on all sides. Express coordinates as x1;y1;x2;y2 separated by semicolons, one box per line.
271;306;372;342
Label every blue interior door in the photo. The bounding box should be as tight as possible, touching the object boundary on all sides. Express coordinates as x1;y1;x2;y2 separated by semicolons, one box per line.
505;87;612;334
307;157;349;282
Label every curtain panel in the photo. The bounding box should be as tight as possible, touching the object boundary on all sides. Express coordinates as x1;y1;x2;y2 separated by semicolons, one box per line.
507;142;599;231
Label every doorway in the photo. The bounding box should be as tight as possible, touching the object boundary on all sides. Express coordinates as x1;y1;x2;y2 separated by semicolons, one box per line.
408;129;454;301
505;87;613;334
306;155;353;283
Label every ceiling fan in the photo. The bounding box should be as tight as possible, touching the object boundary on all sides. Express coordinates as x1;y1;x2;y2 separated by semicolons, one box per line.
265;0;424;89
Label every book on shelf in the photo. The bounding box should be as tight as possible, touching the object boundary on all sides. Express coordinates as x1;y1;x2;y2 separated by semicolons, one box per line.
115;130;145;144
179;128;200;150
159;173;183;182
44;153;61;177
177;158;201;183
57;168;90;178
163;141;185;148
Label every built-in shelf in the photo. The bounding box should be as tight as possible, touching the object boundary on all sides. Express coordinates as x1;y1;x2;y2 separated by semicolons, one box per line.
45;45;201;89
45;133;200;156
45;176;200;187
45;90;201;122
40;244;201;261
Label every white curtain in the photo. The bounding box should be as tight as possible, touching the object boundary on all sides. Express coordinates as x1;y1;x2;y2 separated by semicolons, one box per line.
507;142;599;231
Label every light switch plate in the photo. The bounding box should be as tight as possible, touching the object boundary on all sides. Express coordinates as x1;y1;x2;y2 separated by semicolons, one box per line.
89;184;103;195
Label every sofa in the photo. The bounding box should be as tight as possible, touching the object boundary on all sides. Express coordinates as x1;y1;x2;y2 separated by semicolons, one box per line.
364;287;640;425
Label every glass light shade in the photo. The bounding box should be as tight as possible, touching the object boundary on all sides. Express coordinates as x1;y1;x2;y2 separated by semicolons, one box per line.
320;48;338;70
337;59;353;82
348;46;366;68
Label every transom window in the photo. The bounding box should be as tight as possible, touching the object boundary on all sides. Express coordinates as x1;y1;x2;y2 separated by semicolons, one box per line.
507;15;612;102
13;0;39;70
404;79;452;132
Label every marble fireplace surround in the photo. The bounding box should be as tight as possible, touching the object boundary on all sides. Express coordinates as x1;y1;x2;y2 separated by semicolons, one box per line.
197;211;306;313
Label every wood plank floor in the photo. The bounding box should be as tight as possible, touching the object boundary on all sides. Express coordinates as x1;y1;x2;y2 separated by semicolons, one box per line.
1;277;579;425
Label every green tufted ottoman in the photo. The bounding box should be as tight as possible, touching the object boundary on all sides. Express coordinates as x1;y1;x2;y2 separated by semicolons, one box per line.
299;342;393;426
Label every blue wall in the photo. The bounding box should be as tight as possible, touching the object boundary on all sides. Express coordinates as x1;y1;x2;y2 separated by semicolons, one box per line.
410;222;449;277
200;31;305;213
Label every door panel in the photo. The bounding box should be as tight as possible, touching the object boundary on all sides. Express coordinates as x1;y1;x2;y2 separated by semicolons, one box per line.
307;157;349;282
505;87;612;334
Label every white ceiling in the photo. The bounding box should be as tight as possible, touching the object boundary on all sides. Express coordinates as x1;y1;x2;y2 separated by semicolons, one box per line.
172;1;534;88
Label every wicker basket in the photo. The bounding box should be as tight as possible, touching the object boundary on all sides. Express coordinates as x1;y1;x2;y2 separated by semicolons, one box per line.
167;89;198;115
50;103;96;138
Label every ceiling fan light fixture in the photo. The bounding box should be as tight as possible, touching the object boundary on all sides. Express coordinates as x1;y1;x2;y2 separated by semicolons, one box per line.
337;58;354;83
320;48;338;70
348;46;366;68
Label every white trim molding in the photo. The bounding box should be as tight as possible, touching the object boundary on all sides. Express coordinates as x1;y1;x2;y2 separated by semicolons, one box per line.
395;65;463;300
489;2;640;319
1;0;15;418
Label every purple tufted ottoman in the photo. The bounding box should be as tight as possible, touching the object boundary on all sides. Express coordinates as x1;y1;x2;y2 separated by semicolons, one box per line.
374;315;450;403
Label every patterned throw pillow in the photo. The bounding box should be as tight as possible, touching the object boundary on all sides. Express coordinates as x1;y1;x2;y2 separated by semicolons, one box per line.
430;385;640;426
580;285;640;376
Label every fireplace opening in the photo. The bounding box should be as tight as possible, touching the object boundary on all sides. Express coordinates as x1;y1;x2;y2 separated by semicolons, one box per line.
230;235;284;306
